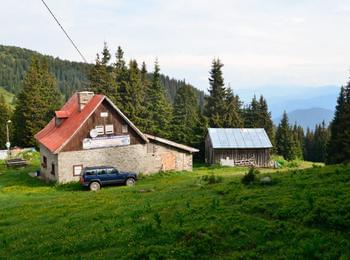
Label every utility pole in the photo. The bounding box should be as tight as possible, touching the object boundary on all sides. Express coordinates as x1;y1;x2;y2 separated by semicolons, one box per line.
6;120;11;157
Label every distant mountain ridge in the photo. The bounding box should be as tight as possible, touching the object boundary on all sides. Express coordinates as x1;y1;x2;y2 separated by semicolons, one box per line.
236;85;339;118
273;108;334;130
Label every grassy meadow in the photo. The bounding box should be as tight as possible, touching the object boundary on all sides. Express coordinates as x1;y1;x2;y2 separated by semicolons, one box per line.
0;158;349;258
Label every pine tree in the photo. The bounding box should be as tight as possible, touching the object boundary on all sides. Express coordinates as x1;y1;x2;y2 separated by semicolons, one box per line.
114;46;131;112
204;58;227;127
327;84;350;164
171;84;207;148
0;94;11;149
275;111;297;160
258;95;274;145
224;87;243;127
143;60;172;137
13;56;61;147
304;128;314;161
243;95;260;128
125;60;145;127
313;121;330;162
140;62;148;85
89;43;117;102
291;124;304;159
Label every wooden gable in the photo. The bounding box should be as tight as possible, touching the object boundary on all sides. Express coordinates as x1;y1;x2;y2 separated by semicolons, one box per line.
61;99;145;152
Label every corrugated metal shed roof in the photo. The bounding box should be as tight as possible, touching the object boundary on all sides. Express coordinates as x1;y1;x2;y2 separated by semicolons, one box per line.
208;128;273;149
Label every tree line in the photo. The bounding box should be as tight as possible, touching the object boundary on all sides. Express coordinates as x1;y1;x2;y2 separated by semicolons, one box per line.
0;44;204;104
0;43;349;165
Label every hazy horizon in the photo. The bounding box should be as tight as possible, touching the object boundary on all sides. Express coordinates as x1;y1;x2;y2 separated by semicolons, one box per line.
1;0;350;91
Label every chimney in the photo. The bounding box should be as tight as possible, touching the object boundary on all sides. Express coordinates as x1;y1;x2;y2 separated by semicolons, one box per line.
78;91;94;111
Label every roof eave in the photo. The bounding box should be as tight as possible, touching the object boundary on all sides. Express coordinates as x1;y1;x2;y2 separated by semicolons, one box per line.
145;134;199;153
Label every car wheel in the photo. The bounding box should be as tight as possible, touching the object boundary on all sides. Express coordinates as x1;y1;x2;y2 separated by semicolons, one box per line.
89;181;101;191
126;178;135;186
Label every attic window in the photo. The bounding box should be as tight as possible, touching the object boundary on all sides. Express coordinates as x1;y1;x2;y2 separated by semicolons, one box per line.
95;125;104;135
100;112;108;118
105;124;114;135
122;125;128;133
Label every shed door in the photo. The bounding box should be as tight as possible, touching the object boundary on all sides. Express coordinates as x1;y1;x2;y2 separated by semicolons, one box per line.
161;152;176;171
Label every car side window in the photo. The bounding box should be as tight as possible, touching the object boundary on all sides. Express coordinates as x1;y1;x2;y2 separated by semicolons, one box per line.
85;170;95;176
98;169;107;175
106;168;117;174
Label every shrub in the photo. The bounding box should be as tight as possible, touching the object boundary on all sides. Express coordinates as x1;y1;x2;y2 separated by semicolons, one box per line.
287;161;300;168
201;174;223;184
312;164;322;169
153;212;161;228
242;167;259;185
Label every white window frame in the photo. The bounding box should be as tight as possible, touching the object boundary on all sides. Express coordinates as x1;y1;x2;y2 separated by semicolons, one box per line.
105;124;114;135
122;124;128;133
73;165;83;177
95;125;105;135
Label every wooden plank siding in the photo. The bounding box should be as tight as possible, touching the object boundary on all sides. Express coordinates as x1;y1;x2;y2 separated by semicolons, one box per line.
212;148;270;167
61;100;145;152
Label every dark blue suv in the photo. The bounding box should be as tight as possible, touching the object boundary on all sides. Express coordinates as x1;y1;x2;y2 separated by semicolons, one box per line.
80;166;137;191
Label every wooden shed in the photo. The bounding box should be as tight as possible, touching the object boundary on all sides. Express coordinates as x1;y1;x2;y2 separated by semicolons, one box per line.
205;128;273;167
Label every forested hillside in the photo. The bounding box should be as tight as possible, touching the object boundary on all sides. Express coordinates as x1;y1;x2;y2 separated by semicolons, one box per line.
0;44;204;104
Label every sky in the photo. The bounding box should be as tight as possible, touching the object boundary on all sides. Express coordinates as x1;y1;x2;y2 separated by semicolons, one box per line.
1;0;350;91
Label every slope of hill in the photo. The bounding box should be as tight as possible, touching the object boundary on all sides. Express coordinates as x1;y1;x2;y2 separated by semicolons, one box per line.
274;108;334;129
0;161;348;258
0;86;15;108
0;44;204;104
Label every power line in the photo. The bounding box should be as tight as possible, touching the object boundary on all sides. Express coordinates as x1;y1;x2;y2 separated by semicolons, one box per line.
40;0;88;63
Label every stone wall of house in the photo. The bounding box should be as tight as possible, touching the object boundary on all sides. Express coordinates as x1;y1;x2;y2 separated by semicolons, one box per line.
56;142;193;183
39;144;58;182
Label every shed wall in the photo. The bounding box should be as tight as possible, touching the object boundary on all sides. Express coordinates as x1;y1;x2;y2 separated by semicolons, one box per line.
212;148;270;167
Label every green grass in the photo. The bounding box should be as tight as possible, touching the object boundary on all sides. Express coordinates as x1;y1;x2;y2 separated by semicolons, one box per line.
0;162;349;258
0;87;15;109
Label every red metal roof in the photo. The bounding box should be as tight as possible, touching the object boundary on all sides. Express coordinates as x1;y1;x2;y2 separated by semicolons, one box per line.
35;93;105;153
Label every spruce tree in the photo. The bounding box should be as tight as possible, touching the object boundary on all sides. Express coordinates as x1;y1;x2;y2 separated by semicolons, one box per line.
89;43;117;102
304;128;314;161
143;60;172;137
243;95;260;128
204;58;227;127
275;111;297;160
291;124;304;159
114;46;131;111
224;87;243;127
171;84;207;148
0;94;11;149
125;60;144;127
258;96;274;142
327;84;350;164
13;56;61;147
140;62;148;85
313;121;330;162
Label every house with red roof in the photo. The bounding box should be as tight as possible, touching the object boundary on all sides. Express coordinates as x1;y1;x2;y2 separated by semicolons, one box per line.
35;91;198;183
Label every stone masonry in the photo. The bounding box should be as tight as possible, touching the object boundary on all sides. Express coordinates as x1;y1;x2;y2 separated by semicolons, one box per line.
43;142;193;183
